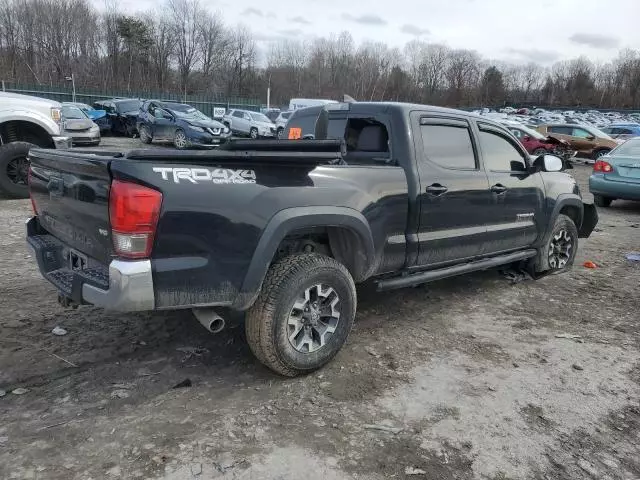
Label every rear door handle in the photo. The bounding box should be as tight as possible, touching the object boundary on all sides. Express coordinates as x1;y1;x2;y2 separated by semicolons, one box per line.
425;184;448;196
491;184;507;194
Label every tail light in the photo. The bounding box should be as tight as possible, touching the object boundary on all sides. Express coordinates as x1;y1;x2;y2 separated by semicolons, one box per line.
593;160;613;173
109;180;162;259
28;166;37;215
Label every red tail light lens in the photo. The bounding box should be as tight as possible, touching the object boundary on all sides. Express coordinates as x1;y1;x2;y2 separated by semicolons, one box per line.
593;160;613;173
109;180;162;259
28;166;37;215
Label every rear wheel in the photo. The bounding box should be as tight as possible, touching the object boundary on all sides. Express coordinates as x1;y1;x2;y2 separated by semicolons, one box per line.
277;127;284;139
532;147;547;156
593;148;610;160
173;129;188;150
139;125;152;144
0;142;36;198
250;127;259;139
593;194;613;208
245;253;356;377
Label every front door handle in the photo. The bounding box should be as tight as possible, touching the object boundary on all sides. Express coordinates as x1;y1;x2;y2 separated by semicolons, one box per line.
491;183;508;194
425;184;448;196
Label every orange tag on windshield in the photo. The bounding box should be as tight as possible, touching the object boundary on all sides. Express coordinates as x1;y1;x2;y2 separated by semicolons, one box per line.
288;127;302;140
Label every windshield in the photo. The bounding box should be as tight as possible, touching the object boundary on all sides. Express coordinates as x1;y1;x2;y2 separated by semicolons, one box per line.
587;125;614;140
164;103;211;121
250;112;272;123
611;138;640;156
115;100;141;113
62;106;88;120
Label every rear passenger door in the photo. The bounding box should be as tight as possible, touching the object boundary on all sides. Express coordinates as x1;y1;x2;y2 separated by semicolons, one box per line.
412;114;494;267
476;122;545;253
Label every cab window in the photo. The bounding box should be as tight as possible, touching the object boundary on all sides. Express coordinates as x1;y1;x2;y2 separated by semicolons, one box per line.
478;128;528;172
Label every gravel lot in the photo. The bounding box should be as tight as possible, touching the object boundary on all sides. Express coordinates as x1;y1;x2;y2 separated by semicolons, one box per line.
0;144;639;479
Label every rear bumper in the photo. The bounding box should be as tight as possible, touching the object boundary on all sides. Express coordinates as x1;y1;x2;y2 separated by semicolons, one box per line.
26;217;154;311
589;174;640;201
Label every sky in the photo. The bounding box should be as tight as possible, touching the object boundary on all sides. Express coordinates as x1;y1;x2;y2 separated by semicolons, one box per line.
94;0;640;65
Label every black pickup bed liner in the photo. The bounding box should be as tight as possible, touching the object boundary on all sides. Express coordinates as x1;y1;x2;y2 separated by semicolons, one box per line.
47;139;346;166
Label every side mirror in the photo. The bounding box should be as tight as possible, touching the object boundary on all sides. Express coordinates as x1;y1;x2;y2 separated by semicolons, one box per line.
534;154;563;172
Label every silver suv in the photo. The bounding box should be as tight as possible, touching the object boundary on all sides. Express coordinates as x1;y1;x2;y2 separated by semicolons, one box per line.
274;111;293;138
223;109;276;139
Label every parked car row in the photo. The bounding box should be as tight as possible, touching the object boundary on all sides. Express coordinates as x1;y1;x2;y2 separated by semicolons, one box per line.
476;109;632;160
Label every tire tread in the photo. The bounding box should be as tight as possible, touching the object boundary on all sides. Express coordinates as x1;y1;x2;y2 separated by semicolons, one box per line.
245;253;356;377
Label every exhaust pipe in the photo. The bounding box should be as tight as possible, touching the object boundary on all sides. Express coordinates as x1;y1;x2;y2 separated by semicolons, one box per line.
192;308;225;334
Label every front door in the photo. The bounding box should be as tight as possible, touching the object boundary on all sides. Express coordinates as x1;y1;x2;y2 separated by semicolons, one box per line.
570;126;599;154
476;122;545;253
152;107;173;139
231;110;248;134
412;113;494;267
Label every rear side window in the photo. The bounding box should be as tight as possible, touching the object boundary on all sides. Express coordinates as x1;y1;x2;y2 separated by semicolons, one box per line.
232;110;244;118
509;128;522;139
549;126;572;135
420;124;476;169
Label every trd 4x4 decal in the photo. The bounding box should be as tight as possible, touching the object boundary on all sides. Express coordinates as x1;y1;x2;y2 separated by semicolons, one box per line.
152;167;257;184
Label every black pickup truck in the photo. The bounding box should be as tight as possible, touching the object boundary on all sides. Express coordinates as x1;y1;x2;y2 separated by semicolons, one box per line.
26;102;598;376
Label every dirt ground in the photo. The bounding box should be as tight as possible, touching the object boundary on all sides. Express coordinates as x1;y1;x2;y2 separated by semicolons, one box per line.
0;152;639;479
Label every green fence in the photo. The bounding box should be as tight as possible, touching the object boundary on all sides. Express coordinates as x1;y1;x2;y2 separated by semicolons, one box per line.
0;81;262;117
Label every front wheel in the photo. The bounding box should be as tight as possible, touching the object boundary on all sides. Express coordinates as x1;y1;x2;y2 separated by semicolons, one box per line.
173;129;188;150
245;254;356;377
139;125;152;144
533;147;548;156
277;127;285;139
250;127;259;139
537;214;578;273
593;194;613;208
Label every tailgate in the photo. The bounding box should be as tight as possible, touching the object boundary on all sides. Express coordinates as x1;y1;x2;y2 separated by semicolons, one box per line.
29;149;115;264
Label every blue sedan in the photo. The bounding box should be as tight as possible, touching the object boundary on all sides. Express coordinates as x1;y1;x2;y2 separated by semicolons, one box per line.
589;137;640;207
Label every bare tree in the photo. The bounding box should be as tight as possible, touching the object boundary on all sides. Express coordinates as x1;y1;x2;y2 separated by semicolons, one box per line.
167;0;202;96
199;11;225;87
145;11;175;90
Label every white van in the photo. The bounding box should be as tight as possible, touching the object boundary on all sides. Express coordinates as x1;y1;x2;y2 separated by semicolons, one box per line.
288;98;337;111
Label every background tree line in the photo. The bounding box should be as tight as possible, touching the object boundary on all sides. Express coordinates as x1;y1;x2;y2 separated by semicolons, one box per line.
1;0;640;109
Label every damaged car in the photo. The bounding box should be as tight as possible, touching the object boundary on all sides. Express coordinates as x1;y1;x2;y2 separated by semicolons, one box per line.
137;100;231;149
505;123;573;157
94;98;141;136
